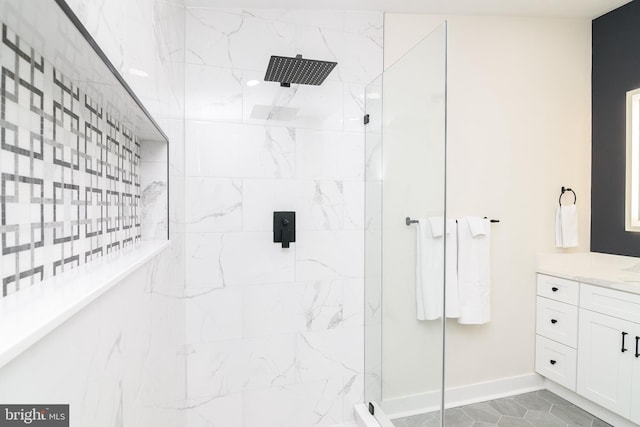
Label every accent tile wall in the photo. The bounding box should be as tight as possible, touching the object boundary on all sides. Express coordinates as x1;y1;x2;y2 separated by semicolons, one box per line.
183;8;382;427
0;21;142;297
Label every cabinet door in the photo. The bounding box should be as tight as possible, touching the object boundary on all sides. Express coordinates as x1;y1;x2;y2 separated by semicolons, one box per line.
630;326;640;425
577;309;634;417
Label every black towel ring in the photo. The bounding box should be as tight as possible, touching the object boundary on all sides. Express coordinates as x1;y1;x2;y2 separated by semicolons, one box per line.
559;186;577;206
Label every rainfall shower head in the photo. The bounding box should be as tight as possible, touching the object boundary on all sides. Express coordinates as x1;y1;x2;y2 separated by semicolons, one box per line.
264;54;337;87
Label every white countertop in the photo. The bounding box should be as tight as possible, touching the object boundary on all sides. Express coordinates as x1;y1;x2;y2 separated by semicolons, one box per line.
537;252;640;295
0;240;170;369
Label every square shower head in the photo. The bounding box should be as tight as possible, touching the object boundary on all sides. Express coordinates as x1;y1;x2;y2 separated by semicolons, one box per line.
264;55;337;86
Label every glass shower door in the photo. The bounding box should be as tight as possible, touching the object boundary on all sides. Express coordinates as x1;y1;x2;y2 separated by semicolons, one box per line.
364;22;447;426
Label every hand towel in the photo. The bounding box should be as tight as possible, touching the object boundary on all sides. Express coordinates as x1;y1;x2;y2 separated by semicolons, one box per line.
555;204;578;248
467;216;488;237
457;216;491;325
428;217;445;238
416;218;460;320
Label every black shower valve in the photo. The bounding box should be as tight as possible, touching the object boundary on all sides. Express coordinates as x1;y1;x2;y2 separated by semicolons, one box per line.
273;211;296;248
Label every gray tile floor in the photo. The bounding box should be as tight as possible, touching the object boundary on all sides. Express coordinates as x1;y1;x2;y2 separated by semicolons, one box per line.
391;390;612;427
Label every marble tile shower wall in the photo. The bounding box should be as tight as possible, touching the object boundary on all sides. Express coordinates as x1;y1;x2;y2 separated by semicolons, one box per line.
183;8;382;427
62;0;187;425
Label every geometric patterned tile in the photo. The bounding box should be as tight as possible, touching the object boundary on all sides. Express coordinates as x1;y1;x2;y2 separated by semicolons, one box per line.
489;399;527;418
514;393;552;412
549;405;593;427
0;20;141;297
391;390;613;427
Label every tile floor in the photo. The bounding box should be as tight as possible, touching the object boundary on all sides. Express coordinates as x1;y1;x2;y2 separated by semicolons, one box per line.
391;390;612;427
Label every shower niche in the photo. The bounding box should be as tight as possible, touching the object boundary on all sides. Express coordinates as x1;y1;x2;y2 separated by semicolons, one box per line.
0;0;169;297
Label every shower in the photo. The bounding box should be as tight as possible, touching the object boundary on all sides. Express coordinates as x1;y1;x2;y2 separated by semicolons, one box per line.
263;54;337;87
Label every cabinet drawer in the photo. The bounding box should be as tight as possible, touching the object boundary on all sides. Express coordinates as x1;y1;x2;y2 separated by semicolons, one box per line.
536;297;578;348
537;274;579;305
535;335;577;391
580;283;640;324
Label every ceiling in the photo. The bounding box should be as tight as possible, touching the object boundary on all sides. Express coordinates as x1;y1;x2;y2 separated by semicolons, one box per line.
186;0;633;19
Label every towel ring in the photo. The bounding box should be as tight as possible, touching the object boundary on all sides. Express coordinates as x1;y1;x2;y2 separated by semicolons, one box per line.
559;186;576;206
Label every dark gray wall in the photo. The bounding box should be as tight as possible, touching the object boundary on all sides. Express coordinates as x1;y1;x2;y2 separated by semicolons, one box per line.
592;0;640;256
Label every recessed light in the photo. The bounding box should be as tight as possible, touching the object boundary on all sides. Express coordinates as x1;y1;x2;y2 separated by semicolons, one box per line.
128;68;149;77
246;79;260;87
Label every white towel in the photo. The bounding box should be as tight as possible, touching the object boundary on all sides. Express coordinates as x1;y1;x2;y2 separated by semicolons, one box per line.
555;205;578;248
457;216;491;325
416;217;460;320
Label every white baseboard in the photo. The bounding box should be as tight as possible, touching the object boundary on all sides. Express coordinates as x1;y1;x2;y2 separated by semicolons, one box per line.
381;373;545;419
545;380;637;427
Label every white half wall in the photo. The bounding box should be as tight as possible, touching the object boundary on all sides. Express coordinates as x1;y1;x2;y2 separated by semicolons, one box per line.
382;14;592;401
0;248;186;426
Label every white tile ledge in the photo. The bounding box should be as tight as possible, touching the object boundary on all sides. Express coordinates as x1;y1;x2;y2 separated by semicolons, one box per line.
0;240;170;369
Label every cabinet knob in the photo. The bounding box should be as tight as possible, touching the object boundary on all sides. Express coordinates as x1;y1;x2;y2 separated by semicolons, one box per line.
551;319;558;324
550;360;557;365
551;287;559;292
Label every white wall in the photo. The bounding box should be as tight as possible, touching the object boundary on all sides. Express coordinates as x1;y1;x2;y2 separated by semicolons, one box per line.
382;14;592;402
182;8;382;427
0;0;188;425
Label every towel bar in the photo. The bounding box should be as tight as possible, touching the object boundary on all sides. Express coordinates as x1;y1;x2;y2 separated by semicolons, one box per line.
405;216;500;225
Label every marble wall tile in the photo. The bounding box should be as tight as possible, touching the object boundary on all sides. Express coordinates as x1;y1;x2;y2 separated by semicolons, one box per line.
295;130;364;181
242;281;344;337
242;71;344;130
295;327;363;382
185;120;295;179
185;8;295;70
344;83;368;132
184;178;242;232
64;0;125;72
343;181;365;230
186;392;243;427
185;286;243;344
342;374;365;423
220;232;296;286
185;64;243;122
185;232;225;290
186;334;296;398
342;278;365;327
157;116;185;175
141;156;169;240
243;379;345;427
295;230;364;281
0;250;185;426
241;178;363;232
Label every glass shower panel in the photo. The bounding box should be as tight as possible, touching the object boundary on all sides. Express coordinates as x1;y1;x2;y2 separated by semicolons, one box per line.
364;22;447;426
364;73;383;408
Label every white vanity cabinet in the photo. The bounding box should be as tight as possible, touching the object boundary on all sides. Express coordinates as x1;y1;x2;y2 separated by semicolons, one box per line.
535;272;640;425
577;283;640;424
535;275;579;390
